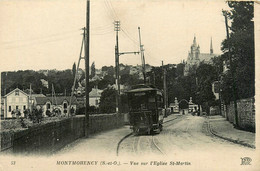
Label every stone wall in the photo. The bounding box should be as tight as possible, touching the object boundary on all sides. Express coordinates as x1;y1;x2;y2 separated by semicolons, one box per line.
89;113;125;134
12;115;85;155
224;97;255;132
1;113;125;155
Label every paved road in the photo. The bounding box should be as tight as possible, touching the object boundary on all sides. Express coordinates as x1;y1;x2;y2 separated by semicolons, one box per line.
56;114;254;157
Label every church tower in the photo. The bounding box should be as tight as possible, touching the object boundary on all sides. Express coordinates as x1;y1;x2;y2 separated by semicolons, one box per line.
190;35;200;60
210;37;213;54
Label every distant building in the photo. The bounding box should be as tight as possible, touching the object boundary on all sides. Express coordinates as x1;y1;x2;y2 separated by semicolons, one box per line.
169;97;179;113
129;67;139;75
1;98;4;119
212;81;220;100
110;84;129;94
89;87;103;107
184;36;218;76
188;97;198;112
40;79;49;88
3;88;29;118
34;96;77;116
74;82;85;96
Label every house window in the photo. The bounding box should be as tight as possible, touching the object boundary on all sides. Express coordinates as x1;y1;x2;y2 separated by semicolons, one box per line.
23;105;26;110
95;99;99;105
9;106;11;112
16;106;19;110
47;103;51;109
15;90;19;96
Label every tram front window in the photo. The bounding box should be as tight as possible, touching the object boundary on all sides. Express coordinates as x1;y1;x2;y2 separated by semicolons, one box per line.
148;97;156;110
129;93;147;111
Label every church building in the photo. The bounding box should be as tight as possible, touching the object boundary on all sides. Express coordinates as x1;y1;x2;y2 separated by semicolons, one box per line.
184;36;217;76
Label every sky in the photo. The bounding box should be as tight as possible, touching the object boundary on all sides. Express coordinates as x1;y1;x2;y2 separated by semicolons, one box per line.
0;0;238;71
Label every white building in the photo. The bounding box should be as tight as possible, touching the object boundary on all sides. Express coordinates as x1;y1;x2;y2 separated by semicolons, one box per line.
3;88;29;118
89;87;103;107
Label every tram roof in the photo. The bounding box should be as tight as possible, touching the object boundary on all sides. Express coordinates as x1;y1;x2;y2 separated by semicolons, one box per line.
126;87;157;93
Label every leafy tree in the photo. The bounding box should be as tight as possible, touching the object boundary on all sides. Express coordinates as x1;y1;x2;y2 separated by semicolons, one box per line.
90;62;96;79
176;63;185;77
120;65;130;76
101;66;114;76
196;63;218;112
98;75;115;90
99;87;116;113
221;1;254;103
120;74;142;86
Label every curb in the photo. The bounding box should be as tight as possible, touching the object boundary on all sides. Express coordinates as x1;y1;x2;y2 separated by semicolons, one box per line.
207;119;255;149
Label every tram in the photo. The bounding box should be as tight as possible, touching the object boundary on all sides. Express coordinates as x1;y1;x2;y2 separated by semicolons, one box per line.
126;84;164;135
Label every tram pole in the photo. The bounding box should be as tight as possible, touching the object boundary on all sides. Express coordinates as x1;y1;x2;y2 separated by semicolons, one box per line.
85;0;90;137
138;27;146;84
162;61;167;115
114;21;120;113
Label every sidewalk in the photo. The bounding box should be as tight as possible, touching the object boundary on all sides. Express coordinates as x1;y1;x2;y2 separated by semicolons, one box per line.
208;115;255;148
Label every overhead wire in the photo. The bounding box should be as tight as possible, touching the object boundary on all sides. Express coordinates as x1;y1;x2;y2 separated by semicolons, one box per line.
1;29;81;45
102;0;161;65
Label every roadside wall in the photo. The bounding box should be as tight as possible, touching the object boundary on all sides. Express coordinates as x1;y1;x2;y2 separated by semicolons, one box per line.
1;113;125;155
12;116;85;155
89;113;125;134
223;97;255;132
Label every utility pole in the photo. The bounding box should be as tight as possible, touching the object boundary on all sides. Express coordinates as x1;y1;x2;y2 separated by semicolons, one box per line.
223;10;239;127
153;71;155;85
85;0;90;136
162;61;167;110
114;20;120;113
138;27;146;84
114;21;140;113
30;84;32;112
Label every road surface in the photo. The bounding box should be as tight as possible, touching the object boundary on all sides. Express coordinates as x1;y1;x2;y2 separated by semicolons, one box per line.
56;114;254;159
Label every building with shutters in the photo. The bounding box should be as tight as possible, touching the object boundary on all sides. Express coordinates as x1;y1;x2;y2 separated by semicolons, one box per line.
3;88;29;118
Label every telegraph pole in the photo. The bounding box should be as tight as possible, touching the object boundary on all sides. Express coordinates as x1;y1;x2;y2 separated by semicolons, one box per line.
85;0;90;136
114;21;140;113
162;61;167;110
223;10;239;127
138;27;146;84
114;21;120;113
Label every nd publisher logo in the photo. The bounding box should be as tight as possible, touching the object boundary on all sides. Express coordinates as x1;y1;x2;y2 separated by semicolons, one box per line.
240;157;252;165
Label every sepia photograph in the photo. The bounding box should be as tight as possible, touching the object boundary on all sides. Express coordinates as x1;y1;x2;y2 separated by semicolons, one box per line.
0;0;259;170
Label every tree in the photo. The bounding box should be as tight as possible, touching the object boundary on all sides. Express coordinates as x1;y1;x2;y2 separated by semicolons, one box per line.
221;2;254;102
176;63;185;77
90;62;96;79
99;87;116;113
98;75;115;90
101;66;114;76
196;63;218;112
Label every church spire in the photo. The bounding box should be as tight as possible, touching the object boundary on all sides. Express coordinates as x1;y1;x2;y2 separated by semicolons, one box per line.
210;37;213;54
193;35;197;45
